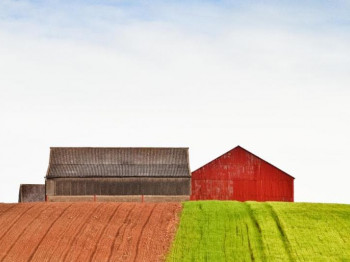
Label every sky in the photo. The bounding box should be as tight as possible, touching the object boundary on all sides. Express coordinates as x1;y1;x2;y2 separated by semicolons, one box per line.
0;0;349;203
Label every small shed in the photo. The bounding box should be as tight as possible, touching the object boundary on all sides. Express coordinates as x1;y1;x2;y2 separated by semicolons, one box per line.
191;146;294;202
18;184;45;202
45;147;191;200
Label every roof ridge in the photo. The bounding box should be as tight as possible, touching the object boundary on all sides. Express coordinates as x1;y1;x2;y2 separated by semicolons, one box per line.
50;147;189;149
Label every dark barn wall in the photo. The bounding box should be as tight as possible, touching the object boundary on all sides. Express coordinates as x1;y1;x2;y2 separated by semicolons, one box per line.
18;184;45;202
191;146;294;202
46;195;190;202
46;177;191;196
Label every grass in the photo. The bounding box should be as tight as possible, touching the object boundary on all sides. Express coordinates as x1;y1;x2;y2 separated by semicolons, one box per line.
167;201;350;262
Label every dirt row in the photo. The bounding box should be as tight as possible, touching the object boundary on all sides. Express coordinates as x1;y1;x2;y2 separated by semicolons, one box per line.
0;202;182;262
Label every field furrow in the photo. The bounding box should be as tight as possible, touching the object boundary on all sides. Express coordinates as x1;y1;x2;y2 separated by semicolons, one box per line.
27;203;73;262
0;202;181;262
0;204;44;260
132;204;170;261
4;201;349;261
271;202;350;261
0;204;16;217
266;203;294;261
92;203;134;262
133;204;157;261
246;202;292;261
109;204;147;261
167;201;266;261
3;203;70;262
88;203;122;261
65;203;121;262
58;204;102;261
167;201;350;262
0;204;35;241
30;203;99;261
107;203;137;261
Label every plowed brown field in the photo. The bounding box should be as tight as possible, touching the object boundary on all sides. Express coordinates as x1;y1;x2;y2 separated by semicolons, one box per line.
0;202;181;262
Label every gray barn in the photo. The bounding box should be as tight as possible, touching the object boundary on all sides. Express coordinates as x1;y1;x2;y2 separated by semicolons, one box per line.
45;147;191;200
18;184;45;202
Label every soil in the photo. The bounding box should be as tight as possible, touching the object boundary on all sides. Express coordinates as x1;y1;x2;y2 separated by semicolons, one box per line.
0;202;181;262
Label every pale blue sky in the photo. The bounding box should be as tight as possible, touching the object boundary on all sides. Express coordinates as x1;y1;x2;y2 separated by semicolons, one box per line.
1;1;349;36
0;0;350;203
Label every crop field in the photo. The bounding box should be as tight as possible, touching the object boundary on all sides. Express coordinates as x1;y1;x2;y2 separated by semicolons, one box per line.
0;202;181;262
1;201;350;262
167;201;350;261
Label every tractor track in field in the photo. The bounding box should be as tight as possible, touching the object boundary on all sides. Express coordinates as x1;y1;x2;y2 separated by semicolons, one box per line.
107;203;136;261
41;203;94;261
245;202;266;261
27;204;73;262
134;204;158;262
0;204;35;241
3;204;69;262
0;205;16;218
116;204;146;261
1;205;47;261
88;203;122;262
265;203;294;262
246;224;255;261
60;204;103;261
0;202;181;262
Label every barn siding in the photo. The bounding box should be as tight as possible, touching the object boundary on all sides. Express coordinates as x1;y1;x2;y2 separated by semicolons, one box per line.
191;146;294;202
47;195;190;202
18;184;45;202
47;177;190;196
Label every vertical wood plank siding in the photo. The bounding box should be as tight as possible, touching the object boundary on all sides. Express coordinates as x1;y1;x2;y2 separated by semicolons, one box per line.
191;146;294;202
51;177;190;196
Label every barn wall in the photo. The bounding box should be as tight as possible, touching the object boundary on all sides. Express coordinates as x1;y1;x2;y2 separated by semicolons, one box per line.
46;177;190;196
47;195;190;202
18;184;45;202
191;147;294;202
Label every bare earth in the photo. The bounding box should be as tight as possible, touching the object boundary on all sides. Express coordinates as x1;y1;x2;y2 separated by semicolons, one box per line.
0;202;181;262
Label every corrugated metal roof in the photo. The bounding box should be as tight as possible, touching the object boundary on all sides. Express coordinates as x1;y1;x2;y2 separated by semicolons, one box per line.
46;147;191;178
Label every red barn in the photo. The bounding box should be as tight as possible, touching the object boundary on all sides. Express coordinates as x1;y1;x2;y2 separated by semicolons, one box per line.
191;146;294;202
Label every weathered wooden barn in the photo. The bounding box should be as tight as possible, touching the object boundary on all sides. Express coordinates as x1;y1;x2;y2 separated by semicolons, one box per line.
45;147;191;201
190;146;294;202
18;184;45;202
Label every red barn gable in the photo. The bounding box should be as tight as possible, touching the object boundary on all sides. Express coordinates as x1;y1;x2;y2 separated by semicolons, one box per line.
191;146;294;202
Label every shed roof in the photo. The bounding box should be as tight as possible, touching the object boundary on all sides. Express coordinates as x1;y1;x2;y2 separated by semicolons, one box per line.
46;147;191;178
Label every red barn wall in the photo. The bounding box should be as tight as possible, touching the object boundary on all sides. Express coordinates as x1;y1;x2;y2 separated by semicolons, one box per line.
190;146;294;202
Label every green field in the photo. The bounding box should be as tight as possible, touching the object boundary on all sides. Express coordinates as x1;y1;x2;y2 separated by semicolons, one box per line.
167;201;350;261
